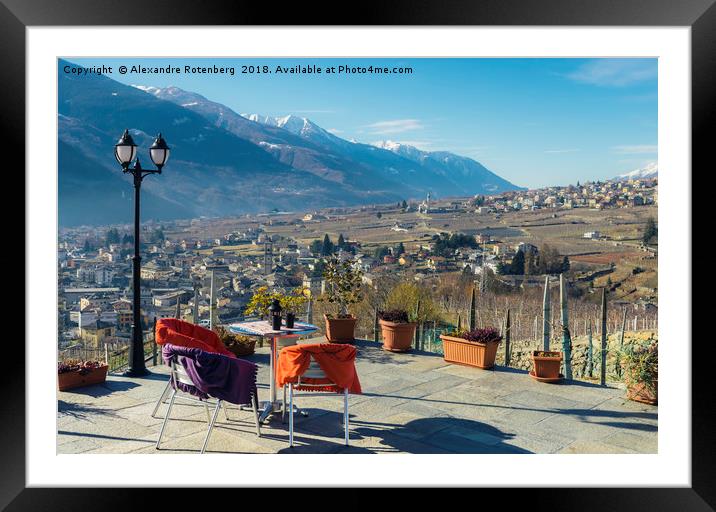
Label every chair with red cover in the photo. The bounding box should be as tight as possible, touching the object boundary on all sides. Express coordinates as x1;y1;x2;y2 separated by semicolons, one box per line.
276;343;361;447
151;318;237;418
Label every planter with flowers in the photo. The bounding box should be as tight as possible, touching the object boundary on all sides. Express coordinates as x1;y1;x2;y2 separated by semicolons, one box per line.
379;309;417;352
214;325;257;357
58;360;109;391
440;327;502;369
621;340;658;405
318;257;363;343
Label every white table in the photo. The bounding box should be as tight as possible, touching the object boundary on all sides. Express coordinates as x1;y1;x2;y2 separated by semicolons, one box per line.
228;320;318;422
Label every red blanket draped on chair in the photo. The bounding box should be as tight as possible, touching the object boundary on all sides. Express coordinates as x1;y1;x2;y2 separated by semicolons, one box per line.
275;343;362;394
155;318;236;358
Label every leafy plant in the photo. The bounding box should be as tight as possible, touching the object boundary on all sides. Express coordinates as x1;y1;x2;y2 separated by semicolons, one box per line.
58;359;104;375
277;287;309;314
244;286;278;318
318;257;363;318
450;327;502;344
620;340;658;394
378;309;410;323
384;282;438;323
534;350;561;358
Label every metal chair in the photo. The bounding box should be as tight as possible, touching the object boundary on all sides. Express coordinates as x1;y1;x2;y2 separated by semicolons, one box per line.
156;355;261;453
286;358;351;448
151;318;235;419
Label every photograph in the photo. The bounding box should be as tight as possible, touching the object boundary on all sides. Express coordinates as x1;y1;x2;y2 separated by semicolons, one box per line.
56;56;660;455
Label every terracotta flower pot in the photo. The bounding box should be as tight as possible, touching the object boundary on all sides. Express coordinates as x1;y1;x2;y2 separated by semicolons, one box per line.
380;320;417;352
625;376;658;405
58;365;109;391
440;334;499;369
531;351;562;379
324;314;357;343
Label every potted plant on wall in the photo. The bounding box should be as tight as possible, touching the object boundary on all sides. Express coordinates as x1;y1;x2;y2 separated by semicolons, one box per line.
278;287;309;329
530;350;564;382
318;257;363;343
621;340;658;405
58;359;109;391
379;309;417;352
440;327;502;369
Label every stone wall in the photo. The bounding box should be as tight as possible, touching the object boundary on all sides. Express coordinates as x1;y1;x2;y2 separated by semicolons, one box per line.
494;330;657;383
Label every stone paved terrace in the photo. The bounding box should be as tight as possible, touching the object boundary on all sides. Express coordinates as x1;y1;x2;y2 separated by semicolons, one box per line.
58;339;657;454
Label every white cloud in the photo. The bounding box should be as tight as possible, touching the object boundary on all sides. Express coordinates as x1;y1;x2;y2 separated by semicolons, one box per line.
364;119;424;134
566;59;657;87
544;148;580;154
612;144;658;154
326;128;343;134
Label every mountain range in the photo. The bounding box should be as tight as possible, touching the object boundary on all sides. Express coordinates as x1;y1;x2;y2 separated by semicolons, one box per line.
615;162;658;181
58;60;521;226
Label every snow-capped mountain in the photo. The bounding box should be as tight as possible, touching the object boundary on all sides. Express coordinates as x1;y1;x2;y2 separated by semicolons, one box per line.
373;140;427;162
241;113;344;148
616;162;658;181
374;140;514;193
58;67;522;225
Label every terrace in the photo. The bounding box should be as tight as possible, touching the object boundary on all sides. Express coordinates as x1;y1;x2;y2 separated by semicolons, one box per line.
58;337;657;454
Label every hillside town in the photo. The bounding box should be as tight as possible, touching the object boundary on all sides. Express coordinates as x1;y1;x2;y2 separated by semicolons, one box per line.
58;176;658;352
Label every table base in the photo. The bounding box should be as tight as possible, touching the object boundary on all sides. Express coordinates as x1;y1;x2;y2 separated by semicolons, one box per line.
241;400;309;423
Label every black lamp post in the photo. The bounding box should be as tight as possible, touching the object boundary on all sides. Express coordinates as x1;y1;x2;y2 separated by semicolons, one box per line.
114;129;170;377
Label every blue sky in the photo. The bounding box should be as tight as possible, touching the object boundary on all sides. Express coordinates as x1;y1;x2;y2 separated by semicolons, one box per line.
67;58;657;189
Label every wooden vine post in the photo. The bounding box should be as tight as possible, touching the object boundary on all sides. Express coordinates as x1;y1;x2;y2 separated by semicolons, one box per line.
542;275;551;351
600;288;608;386
586;319;593;378
469;286;477;331
559;274;573;380
504;308;511;367
373;305;379;343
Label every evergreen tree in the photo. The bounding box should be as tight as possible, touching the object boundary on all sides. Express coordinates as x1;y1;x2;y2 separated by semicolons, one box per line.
309;239;323;255
106;228;120;247
83;239;91;252
509;251;525;275
561;256;571;273
321;234;334;256
337;233;346;249
376;212;382;219
401;200;408;210
374;246;390;259
396;242;406;256
642;217;657;245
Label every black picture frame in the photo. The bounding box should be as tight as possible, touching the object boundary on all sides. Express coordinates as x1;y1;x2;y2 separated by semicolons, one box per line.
6;0;709;508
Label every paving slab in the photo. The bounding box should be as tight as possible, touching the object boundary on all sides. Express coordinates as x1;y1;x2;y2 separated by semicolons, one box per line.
56;339;658;454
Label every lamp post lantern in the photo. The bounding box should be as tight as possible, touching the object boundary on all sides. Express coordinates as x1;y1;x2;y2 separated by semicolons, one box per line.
114;129;170;376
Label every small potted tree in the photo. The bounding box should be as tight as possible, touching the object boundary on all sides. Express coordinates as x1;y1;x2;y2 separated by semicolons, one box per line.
440;327;502;369
318;257;363;343
379;309;417;352
58;359;109;391
278;287;309;329
621;340;658;405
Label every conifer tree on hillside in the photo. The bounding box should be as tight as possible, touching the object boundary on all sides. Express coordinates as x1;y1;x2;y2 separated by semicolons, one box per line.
642;217;658;245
